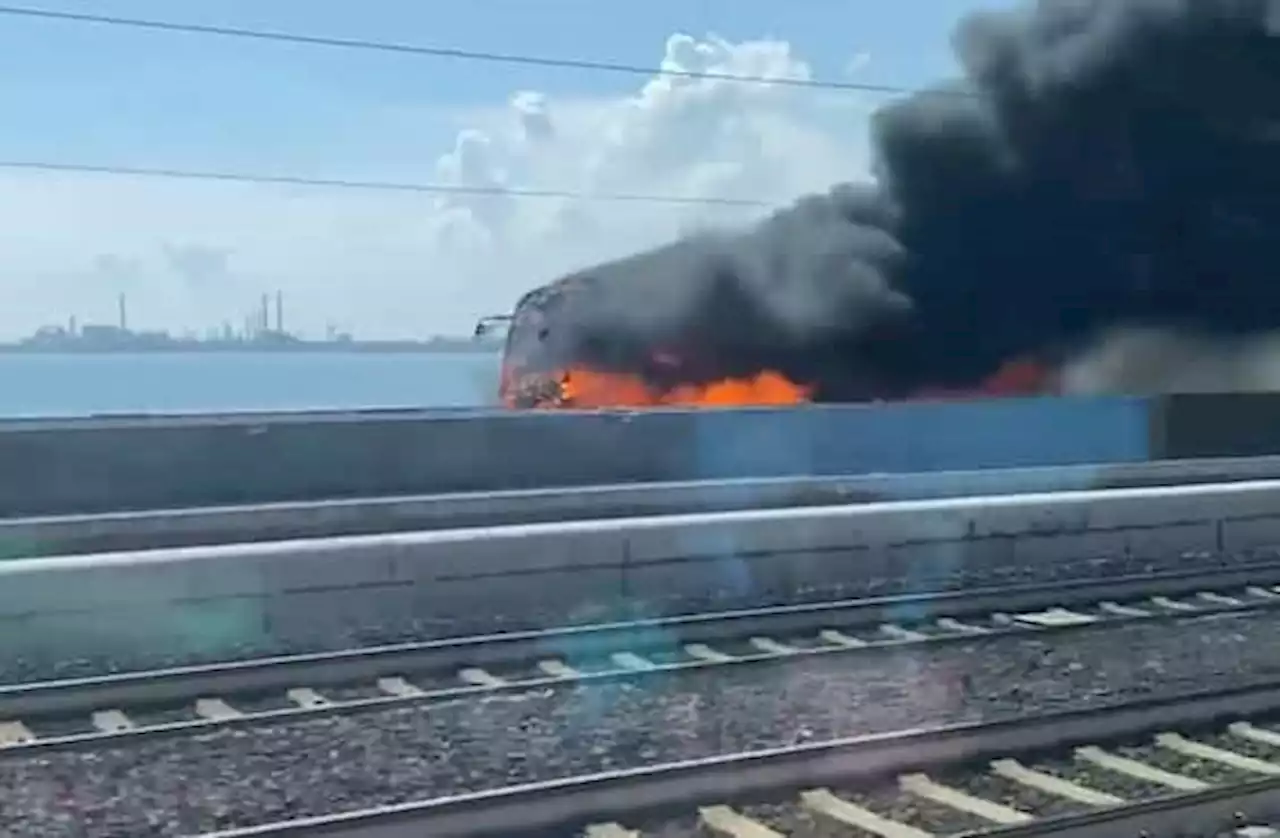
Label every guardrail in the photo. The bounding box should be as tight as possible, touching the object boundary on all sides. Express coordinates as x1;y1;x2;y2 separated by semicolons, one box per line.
9;454;1280;556
3;392;1279;518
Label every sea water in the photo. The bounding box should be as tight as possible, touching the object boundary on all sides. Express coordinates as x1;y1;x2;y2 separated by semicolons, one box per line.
0;352;502;417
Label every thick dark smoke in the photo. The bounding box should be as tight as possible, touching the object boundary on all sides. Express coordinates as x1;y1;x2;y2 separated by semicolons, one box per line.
536;0;1280;399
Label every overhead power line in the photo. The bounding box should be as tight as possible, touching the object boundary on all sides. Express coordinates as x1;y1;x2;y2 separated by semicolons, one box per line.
0;4;942;96
0;159;775;206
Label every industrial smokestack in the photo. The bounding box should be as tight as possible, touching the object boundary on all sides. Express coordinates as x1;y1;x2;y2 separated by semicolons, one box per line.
275;290;284;334
516;0;1280;403
117;293;127;332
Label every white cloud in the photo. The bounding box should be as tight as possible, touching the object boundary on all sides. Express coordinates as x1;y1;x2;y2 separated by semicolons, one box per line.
0;34;876;340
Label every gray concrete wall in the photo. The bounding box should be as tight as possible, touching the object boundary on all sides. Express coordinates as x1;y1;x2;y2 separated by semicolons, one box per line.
0;397;1153;517
3;480;1278;670
9;453;1280;557
1153;393;1280;459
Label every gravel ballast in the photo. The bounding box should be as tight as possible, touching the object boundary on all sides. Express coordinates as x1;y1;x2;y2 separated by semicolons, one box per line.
7;609;1280;837
0;547;1256;685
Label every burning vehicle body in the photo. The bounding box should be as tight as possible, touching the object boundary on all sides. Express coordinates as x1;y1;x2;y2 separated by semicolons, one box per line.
496;0;1280;410
495;244;1054;409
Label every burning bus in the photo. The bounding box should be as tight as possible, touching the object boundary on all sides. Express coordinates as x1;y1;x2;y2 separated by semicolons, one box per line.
494;291;819;409
491;255;822;410
488;247;1054;410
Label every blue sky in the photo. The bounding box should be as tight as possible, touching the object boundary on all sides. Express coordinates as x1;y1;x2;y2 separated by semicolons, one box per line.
0;0;1028;339
0;0;1006;176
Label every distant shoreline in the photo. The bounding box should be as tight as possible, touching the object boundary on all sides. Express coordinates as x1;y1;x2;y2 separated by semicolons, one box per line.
0;343;502;355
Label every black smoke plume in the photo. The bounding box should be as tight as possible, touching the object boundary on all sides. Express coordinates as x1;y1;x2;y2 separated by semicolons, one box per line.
526;0;1280;400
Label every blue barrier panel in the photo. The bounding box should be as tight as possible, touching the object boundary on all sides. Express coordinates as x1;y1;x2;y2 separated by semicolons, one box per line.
0;397;1153;516
686;396;1152;479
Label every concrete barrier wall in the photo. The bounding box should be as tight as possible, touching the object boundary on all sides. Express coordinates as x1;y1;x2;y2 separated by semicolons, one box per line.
0;396;1153;517
1151;393;1280;460
11;453;1280;557
3;480;1279;669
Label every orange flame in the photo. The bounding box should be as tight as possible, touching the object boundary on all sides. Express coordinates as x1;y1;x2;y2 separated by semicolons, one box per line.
981;358;1055;395
910;358;1056;401
501;356;1053;409
558;367;813;409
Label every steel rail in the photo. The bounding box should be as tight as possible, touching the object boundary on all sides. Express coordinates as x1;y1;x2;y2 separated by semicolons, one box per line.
4;561;1280;755
191;678;1280;837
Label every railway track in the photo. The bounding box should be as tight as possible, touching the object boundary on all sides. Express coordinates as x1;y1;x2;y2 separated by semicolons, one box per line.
5;562;1280;755
193;679;1280;838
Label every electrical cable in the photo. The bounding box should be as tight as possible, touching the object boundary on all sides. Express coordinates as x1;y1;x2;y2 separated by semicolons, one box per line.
0;4;964;97
0;158;775;205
